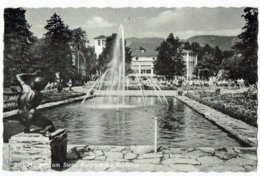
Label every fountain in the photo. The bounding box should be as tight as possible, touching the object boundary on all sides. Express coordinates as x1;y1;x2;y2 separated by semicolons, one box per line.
82;24;168;109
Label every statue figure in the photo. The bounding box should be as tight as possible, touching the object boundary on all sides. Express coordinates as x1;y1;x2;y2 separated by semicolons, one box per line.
16;71;55;136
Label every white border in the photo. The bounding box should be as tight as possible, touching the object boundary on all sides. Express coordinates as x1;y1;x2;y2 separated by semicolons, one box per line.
0;1;259;176
1;0;260;8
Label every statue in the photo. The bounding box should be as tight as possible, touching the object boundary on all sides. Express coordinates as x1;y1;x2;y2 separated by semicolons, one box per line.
16;71;55;136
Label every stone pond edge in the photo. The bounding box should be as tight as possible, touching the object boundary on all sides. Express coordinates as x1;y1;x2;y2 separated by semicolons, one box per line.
173;94;257;147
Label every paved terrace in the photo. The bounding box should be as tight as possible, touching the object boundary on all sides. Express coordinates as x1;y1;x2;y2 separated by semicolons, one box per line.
3;144;256;172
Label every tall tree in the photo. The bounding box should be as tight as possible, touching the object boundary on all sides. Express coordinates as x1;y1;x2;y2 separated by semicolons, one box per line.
70;27;89;78
82;46;97;80
4;8;35;86
70;27;88;54
43;13;74;81
154;33;185;79
193;53;217;79
221;54;242;80
233;8;258;84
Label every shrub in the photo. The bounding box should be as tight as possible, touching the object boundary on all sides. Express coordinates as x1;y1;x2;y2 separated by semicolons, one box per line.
215;88;221;95
177;88;183;95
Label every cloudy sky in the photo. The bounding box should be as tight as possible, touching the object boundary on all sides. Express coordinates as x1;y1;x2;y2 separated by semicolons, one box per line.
24;7;245;45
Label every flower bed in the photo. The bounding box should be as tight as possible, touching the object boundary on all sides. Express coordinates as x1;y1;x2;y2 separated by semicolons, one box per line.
3;90;85;112
185;91;257;127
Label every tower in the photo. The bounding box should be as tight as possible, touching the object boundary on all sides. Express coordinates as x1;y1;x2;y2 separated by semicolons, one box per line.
94;35;106;59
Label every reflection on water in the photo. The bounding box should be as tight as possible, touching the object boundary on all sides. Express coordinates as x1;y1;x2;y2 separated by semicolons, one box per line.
4;97;243;147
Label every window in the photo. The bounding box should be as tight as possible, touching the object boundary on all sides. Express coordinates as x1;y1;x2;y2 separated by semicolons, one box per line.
102;40;105;46
141;69;152;74
136;57;138;60
98;40;101;46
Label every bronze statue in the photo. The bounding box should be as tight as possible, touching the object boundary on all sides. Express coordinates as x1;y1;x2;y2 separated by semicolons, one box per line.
16;71;55;136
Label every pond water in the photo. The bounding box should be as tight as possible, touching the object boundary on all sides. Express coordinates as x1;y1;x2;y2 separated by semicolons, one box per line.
4;97;244;147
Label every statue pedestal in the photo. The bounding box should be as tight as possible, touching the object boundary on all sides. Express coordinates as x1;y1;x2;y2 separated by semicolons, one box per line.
9;129;67;171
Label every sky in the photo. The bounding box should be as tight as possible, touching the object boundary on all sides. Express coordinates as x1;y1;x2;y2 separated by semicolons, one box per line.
24;7;246;45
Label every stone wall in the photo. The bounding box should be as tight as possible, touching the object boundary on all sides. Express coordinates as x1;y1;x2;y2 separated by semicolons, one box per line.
9;129;67;171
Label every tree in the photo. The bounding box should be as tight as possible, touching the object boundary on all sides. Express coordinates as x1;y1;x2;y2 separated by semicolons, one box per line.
221;54;242;80
43;13;74;82
125;47;132;74
154;33;185;79
183;41;191;50
70;27;88;54
70;27;89;79
193;53;216;80
98;34;117;73
82;46;97;80
4;8;35;86
233;7;258;84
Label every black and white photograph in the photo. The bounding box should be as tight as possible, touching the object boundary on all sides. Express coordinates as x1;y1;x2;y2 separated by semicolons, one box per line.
1;0;259;173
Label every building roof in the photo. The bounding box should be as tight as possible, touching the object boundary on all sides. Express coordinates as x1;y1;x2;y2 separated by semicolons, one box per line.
131;50;158;57
128;42;159;51
94;35;106;39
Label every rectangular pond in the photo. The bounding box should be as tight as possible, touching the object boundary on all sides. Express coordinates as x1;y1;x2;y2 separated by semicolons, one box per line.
4;97;245;147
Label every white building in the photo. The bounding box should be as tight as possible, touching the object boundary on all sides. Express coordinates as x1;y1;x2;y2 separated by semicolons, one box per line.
94;35;106;59
129;44;198;79
183;50;198;80
129;43;157;77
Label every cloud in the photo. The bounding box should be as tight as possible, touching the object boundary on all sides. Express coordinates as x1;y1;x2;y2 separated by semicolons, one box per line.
86;16;116;29
148;10;179;27
147;8;244;32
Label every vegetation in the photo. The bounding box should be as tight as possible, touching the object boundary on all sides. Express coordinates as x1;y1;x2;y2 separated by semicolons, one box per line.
154;33;185;79
192;8;258;84
3;90;85;112
4;8;35;87
186;90;257;127
43;13;74;82
4;9;95;87
232;8;258;84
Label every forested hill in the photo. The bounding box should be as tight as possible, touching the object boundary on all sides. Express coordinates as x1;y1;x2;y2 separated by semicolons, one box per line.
186;35;240;51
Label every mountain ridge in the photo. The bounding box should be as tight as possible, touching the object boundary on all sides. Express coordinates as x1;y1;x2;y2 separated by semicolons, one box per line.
186;35;239;51
125;35;239;51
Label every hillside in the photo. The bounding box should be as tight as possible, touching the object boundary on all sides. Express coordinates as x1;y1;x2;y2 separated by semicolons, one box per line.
186;35;240;51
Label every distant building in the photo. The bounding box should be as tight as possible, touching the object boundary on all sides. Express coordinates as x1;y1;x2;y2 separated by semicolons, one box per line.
129;43;157;77
182;50;198;80
94;35;106;59
128;43;198;79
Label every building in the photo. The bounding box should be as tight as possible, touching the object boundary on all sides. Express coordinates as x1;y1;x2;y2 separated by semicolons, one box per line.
94;35;106;59
128;43;198;79
129;43;157;77
183;50;198;80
